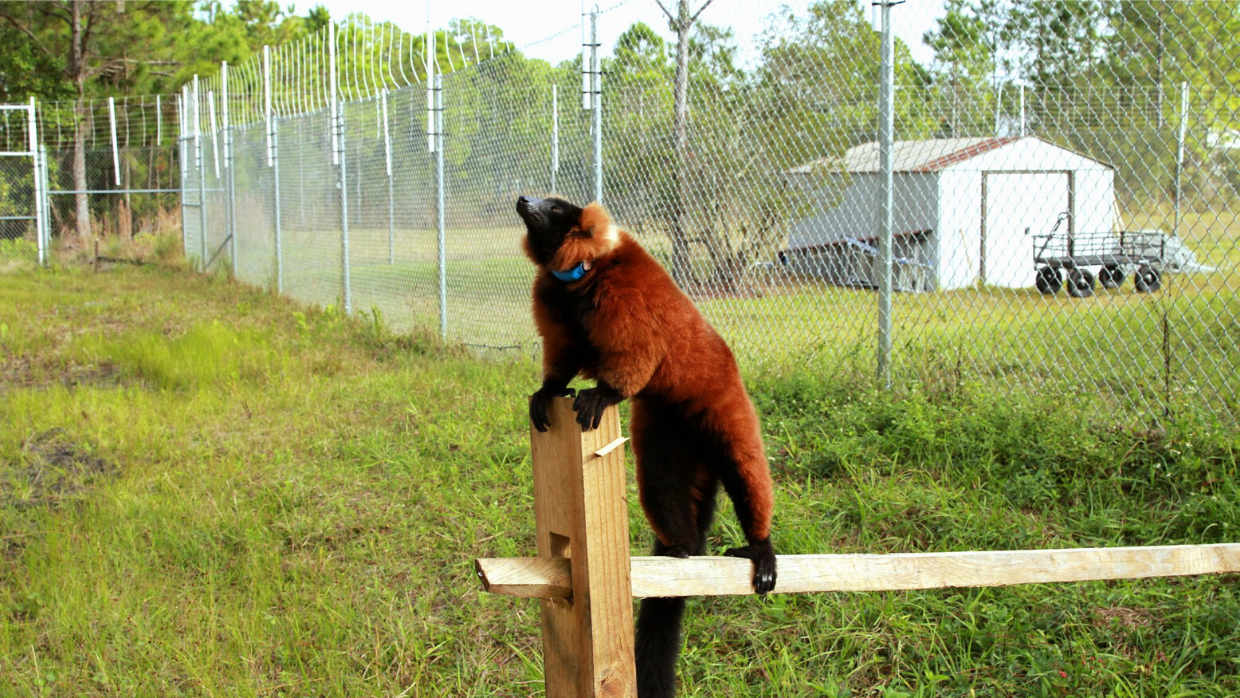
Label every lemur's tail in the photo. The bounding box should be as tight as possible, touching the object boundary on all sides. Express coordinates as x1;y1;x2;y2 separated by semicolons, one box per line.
636;596;687;698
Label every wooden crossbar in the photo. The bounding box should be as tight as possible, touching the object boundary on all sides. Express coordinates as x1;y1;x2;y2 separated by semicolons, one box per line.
476;544;1240;599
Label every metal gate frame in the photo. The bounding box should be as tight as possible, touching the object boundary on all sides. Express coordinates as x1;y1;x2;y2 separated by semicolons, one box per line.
0;98;50;266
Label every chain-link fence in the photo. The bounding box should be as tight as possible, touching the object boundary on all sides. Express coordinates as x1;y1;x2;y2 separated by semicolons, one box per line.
36;97;182;244
178;1;1240;422
0;102;49;269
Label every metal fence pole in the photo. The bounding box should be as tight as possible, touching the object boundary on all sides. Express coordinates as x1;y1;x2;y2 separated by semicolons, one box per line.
223;61;237;279
435;73;447;340
383;88;394;265
194;75;207;270
264;45;283;294
1173;81;1188;239
876;0;894;389
551;84;559;194
590;9;602;204
179;88;189;260
273;123;282;294
27;97;45;267
330;23;351;314
39;144;51;263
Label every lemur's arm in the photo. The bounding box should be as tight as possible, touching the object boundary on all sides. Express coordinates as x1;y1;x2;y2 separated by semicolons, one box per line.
530;283;585;432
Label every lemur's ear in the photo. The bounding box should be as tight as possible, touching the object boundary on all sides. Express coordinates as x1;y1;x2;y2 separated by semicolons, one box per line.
579;202;612;237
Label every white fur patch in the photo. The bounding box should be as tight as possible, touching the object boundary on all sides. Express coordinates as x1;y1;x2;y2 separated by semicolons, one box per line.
601;223;619;250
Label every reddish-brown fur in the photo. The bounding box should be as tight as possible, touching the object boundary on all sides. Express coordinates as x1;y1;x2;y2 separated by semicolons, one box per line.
518;195;776;697
526;203;774;541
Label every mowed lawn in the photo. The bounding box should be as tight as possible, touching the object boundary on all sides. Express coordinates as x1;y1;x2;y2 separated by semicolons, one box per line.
2;262;1239;697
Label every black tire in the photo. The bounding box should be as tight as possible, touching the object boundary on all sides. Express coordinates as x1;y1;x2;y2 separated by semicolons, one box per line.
1035;266;1062;295
1067;268;1095;298
1134;265;1161;293
1099;265;1125;289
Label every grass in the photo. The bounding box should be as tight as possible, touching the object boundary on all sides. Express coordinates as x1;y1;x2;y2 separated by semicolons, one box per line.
3;250;1238;696
201;212;1240;420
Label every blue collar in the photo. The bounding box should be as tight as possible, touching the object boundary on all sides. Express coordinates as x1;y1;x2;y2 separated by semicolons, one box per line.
551;262;588;282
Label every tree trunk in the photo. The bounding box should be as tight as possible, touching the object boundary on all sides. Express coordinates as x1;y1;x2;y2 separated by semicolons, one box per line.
74;99;91;240
669;1;692;287
70;1;91;240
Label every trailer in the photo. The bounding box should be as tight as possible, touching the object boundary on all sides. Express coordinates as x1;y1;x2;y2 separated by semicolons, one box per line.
1031;213;1173;297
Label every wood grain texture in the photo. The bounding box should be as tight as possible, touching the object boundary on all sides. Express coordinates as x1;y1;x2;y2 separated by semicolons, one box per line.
530;397;636;698
477;544;1240;599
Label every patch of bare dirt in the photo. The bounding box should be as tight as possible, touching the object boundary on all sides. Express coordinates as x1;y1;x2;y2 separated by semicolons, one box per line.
1;428;118;509
1092;606;1157;630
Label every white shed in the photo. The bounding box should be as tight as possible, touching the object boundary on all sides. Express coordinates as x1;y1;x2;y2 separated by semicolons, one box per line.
784;136;1116;291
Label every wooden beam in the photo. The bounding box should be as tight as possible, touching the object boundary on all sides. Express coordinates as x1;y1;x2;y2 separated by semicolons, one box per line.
476;544;1240;599
529;397;636;697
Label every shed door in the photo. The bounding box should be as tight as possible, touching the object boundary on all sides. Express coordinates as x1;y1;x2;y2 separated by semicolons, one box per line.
983;172;1071;288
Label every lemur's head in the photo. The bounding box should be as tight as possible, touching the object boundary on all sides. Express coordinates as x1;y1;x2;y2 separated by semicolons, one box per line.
516;195;618;279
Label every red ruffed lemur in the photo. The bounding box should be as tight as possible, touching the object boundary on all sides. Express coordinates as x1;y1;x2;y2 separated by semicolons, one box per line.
516;195;776;698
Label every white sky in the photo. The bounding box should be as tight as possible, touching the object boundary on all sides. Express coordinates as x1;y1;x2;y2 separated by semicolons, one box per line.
293;0;947;67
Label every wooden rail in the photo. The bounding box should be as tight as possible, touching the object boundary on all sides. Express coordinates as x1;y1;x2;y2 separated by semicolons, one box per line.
477;544;1240;599
474;398;1240;698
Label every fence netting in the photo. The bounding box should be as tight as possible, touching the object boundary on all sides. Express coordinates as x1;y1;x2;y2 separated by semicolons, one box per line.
171;0;1238;422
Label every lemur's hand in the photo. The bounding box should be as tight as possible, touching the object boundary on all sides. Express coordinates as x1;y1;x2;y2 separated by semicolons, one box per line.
572;385;622;431
724;538;777;595
529;387;576;432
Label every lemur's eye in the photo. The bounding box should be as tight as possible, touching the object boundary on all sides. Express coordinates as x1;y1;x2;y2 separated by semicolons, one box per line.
550;206;561;214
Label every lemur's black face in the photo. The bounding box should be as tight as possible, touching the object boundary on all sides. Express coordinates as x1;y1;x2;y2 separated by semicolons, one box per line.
516;195;583;266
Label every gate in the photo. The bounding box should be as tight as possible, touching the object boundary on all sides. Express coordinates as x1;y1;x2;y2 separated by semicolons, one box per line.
0;99;49;267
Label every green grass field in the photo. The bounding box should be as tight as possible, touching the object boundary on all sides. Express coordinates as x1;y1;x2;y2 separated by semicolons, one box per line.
204;210;1240;421
2;260;1239;696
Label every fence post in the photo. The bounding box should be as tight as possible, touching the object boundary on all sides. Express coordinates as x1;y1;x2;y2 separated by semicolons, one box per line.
194;75;207;270
383;88;393;265
178;88;188;260
27;97;45;267
40;144;51;264
223;61;237;279
527;398;636;697
265;46;283;295
435;73;447;340
551;84;559;194
1173;81;1189;239
876;0;894;389
330;22;352;315
590;8;602;204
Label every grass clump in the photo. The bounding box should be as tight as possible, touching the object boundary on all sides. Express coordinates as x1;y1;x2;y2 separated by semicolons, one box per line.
0;264;1237;697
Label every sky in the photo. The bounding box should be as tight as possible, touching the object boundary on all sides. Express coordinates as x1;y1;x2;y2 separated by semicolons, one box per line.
297;0;948;68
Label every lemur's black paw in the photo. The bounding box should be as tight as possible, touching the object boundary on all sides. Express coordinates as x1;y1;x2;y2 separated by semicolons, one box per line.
660;544;691;559
571;387;620;431
529;387;576;432
724;538;777;595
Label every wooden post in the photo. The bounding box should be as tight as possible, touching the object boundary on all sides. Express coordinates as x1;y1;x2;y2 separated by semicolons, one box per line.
530;397;636;698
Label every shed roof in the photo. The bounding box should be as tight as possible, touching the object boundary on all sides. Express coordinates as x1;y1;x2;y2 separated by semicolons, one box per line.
788;136;1108;174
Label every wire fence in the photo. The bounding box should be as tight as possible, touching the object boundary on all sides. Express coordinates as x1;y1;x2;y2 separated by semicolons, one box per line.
164;0;1240;422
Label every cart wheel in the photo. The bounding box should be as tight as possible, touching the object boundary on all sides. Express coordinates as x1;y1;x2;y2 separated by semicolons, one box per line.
1035;266;1062;295
1099;264;1125;289
1134;265;1161;293
1067;269;1095;298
